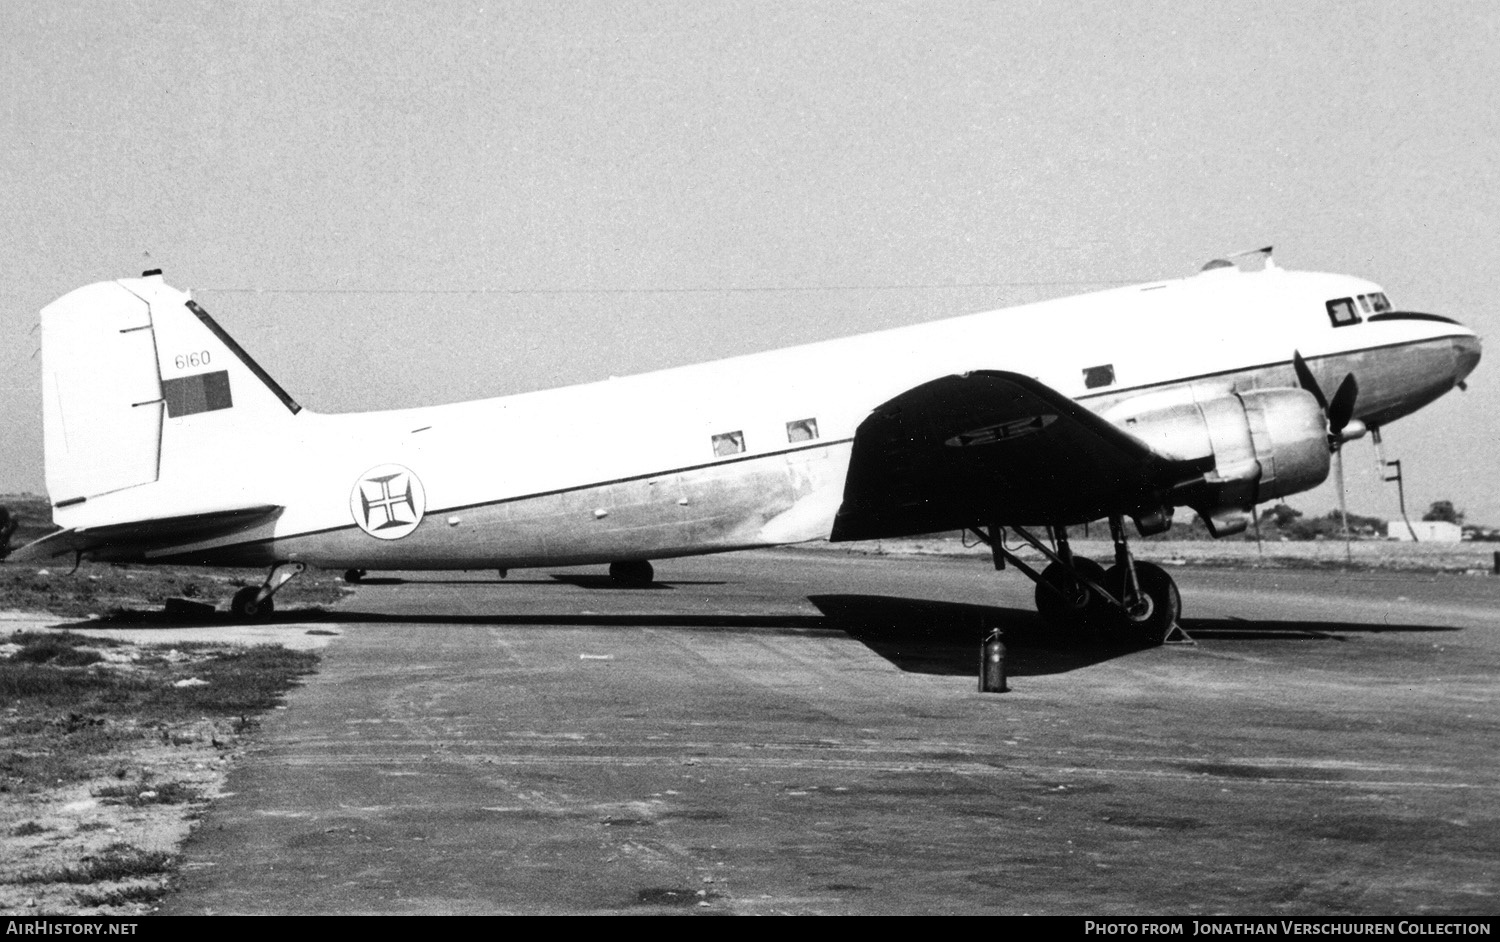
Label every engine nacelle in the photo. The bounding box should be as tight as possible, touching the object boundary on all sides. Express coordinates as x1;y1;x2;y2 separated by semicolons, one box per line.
1107;388;1330;534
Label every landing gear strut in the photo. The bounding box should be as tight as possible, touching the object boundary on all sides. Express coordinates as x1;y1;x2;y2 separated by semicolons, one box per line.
229;561;306;621
1102;516;1181;644
1021;524;1109;629
971;517;1183;646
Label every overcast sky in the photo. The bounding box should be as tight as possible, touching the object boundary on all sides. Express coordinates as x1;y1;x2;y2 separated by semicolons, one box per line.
3;0;1497;525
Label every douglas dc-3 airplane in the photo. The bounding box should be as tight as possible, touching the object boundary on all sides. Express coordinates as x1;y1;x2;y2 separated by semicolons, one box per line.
14;249;1482;643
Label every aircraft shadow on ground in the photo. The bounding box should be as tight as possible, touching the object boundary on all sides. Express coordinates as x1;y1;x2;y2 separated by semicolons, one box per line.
808;594;1128;676
1177;620;1460;640
350;575;726;589
806;594;1463;677
52;593;1461;678
50;607;833;636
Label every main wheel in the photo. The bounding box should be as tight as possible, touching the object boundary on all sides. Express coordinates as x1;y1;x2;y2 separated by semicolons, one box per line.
608;560;655;587
1102;561;1179;645
1034;558;1109;629
230;586;274;621
344;568;367;584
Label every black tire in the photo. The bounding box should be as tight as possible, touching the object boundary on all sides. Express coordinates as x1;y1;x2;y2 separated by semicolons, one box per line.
608;560;655;587
1102;561;1180;645
230;586;274;621
344;569;367;584
1034;558;1109;628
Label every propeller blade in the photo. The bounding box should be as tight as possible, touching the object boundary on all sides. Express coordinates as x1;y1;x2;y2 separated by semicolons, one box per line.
1292;351;1328;410
1294;352;1361;450
1327;373;1359;437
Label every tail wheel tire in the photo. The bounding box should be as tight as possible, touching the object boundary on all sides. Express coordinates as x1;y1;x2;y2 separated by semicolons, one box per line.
230;586;274;621
344;569;367;584
1034;558;1109;628
1102;561;1179;645
608;560;655;587
230;586;271;620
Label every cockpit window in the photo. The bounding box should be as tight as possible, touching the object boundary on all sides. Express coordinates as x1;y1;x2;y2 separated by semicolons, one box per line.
1369;292;1392;312
1326;298;1361;327
1356;295;1372;313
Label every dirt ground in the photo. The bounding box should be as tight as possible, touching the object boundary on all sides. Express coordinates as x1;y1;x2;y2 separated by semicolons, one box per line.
3;536;1493;915
0;559;348;917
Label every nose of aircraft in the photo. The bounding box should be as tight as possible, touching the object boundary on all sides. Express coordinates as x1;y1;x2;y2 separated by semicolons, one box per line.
1454;333;1482;385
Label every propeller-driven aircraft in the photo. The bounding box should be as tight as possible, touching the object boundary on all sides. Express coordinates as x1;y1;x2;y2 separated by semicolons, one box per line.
14;250;1481;643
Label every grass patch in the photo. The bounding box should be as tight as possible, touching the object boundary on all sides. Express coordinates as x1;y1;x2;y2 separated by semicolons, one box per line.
0;633;318;793
14;848;175;885
0;724;144;790
94;781;200;806
8;632;107;666
74;884;164;907
12;820;47;837
152;645;319;714
0;662;148;707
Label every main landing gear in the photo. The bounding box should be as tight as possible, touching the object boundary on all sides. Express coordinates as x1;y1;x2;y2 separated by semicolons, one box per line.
229;561;306;621
970;516;1184;646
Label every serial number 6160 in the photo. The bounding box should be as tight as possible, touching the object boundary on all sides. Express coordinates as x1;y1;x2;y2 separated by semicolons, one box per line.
174;351;211;370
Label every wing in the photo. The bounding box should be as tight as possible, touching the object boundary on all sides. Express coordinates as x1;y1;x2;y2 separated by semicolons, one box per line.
8;505;283;563
831;371;1192;541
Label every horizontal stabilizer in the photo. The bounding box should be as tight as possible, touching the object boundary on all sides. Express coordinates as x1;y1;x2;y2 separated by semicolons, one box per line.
9;505;282;563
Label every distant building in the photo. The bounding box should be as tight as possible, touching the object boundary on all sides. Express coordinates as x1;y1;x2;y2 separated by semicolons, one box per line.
1387;520;1463;542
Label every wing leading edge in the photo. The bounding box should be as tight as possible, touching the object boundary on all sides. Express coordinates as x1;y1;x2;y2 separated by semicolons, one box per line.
831;371;1191;541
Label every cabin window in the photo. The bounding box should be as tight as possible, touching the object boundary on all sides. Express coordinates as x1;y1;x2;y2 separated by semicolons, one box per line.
711;431;745;457
786;418;819;442
1326;298;1361;327
1083;364;1115;389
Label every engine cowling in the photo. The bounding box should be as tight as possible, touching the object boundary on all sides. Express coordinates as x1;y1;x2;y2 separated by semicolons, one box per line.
1107;388;1330;535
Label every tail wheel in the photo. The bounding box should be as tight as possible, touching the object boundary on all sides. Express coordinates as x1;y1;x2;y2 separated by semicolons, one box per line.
1034;558;1109;628
344;569;367;584
230;586;274;621
608;560;655;587
1102;561;1179;645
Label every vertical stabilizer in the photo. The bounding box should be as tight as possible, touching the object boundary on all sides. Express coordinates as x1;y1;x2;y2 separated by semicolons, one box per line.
41;272;301;526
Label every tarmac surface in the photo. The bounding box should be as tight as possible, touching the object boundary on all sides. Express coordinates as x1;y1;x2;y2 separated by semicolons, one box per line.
161;549;1500;915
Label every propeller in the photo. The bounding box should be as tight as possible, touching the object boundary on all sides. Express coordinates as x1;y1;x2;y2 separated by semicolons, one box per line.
1294;350;1365;555
1293;351;1363;451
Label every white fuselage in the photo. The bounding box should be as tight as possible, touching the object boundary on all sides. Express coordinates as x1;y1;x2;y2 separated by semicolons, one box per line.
53;264;1481;569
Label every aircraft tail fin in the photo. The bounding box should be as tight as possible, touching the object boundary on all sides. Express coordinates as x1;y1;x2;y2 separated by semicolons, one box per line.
40;271;301;528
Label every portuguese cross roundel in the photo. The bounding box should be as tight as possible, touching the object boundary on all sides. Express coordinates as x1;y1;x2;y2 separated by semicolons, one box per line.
350;464;426;540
